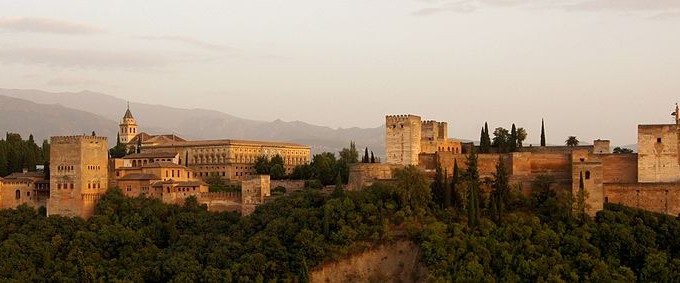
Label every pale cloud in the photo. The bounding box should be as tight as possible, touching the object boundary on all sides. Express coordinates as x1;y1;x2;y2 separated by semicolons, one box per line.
412;0;477;16
414;0;680;15
0;17;103;34
650;11;680;20
0;48;168;69
137;35;236;52
563;0;680;12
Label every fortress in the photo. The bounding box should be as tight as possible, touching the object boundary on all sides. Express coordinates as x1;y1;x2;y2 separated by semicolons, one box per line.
0;106;310;218
3;104;680;218
350;107;680;216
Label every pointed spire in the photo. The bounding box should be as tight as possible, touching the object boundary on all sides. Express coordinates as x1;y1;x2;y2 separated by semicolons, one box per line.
123;102;134;119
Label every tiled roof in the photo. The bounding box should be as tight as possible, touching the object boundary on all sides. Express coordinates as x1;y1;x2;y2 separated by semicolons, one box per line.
119;173;161;180
123;152;179;159
141;161;185;168
146;139;309;148
4;171;46;179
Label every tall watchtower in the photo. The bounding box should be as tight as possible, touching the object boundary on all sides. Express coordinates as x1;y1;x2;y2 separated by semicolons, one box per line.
48;135;109;219
386;115;422;165
119;103;138;144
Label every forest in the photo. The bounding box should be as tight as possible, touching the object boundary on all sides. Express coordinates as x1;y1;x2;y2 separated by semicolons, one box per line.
0;133;49;177
1;151;680;281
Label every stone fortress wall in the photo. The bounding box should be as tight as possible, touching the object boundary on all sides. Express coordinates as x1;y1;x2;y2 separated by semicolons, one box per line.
350;111;680;216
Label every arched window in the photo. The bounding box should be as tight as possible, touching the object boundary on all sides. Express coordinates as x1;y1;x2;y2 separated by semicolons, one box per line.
15;190;20;200
585;171;591;180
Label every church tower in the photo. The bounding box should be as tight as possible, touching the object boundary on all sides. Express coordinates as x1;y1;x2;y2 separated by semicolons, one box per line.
119;103;138;144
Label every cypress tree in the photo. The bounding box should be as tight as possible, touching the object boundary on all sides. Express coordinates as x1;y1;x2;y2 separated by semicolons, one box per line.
510;124;518;152
364;147;369;163
443;168;451;209
451;159;461;212
492;156;509;223
466;150;481;227
370;151;375;163
431;164;445;209
479;127;487;153
540;119;546;147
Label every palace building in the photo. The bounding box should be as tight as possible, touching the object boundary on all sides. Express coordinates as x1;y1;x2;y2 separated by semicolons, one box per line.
118;107;311;181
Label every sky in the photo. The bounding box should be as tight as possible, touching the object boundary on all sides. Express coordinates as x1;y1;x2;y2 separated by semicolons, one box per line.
1;0;680;146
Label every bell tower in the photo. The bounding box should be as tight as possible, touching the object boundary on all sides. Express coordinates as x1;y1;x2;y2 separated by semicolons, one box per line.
119;102;138;144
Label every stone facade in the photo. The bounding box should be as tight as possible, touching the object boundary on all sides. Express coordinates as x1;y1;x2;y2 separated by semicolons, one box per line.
637;124;680;183
48;135;109;219
119;107;311;181
351;111;680;217
386;115;461;166
0;171;49;210
241;175;271;216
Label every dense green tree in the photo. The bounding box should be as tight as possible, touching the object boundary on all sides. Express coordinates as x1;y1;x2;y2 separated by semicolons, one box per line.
492;127;510;153
337;142;359;183
370;151;375;163
0;133;48;176
491;156;510;223
109;134;127;159
394;165;431;215
613;147;634;154
254;156;271;175
431;165;445;209
465;151;481;227
566;136;580;147
270;164;285;180
338;141;359;164
311;152;337;186
516;127;527;148
450;159;463;212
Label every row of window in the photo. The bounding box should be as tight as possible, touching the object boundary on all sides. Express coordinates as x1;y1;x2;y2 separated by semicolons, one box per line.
87;183;102;189
122;127;136;134
56;183;74;190
438;147;460;154
87;165;101;170
192;155;307;165
57;165;74;171
14;190;30;199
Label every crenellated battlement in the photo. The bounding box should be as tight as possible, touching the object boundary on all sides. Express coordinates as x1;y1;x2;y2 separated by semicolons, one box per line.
199;191;241;201
386;114;421;124
51;135;108;143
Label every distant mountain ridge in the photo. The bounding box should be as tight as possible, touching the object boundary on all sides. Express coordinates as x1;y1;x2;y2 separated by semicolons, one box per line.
0;89;385;156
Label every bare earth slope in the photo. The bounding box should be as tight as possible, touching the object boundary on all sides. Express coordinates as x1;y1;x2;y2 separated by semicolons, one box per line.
310;241;428;283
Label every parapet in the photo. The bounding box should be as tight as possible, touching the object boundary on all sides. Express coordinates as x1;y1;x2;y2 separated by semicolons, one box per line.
199;191;241;200
386;114;422;123
51;135;108;143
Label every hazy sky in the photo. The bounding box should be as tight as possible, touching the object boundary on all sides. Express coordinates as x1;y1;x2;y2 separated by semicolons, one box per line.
1;0;680;146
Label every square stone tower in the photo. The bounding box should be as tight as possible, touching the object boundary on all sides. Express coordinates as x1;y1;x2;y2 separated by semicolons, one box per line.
386;115;422;166
637;124;680;183
48;135;109;219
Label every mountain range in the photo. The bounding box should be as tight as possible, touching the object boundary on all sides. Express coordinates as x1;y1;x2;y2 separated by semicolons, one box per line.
0;89;385;156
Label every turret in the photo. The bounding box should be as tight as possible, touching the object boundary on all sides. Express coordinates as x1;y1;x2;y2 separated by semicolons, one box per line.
119;103;138;144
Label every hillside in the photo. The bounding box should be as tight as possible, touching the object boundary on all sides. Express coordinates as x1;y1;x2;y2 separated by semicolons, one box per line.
0;89;385;155
0;95;117;142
